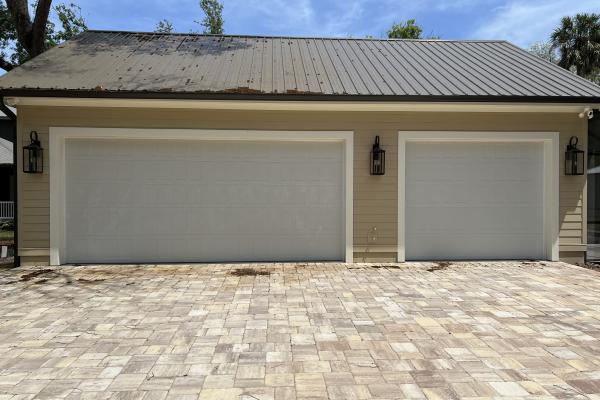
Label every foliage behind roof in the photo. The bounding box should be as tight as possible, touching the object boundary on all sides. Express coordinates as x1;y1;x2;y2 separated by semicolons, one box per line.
1;30;600;102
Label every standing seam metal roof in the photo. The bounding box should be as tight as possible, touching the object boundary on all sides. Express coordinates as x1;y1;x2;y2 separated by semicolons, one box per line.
1;30;600;101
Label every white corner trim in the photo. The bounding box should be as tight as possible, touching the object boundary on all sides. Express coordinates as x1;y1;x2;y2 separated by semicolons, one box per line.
344;133;354;263
397;131;560;262
397;137;406;262
49;130;65;266
49;127;354;265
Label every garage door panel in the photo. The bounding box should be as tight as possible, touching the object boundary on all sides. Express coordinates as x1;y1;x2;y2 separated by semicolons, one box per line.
408;182;541;206
184;183;343;207
408;206;542;234
65;139;345;263
407;183;470;204
408;233;542;260
406;142;544;261
409;147;543;179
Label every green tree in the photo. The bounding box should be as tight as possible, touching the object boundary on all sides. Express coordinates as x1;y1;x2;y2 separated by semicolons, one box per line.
1;0;87;71
199;0;223;34
51;3;86;44
154;19;174;33
527;41;558;63
388;19;422;39
551;13;600;82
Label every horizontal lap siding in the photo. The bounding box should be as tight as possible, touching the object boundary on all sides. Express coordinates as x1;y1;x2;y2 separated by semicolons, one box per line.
18;126;49;250
17;106;586;262
559;172;586;247
354;131;397;252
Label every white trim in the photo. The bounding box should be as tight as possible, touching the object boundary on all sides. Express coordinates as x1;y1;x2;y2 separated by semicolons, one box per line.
397;131;559;262
397;138;406;262
344;133;354;262
49;129;65;266
49;127;354;265
10;96;599;114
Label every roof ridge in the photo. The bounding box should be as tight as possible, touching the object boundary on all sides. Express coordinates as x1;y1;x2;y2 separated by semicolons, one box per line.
83;29;508;43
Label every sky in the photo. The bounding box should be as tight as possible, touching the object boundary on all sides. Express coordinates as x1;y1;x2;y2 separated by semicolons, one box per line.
65;0;600;47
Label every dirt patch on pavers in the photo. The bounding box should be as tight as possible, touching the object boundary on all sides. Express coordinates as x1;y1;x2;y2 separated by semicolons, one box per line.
427;261;452;272
576;262;600;273
76;277;106;284
229;268;270;276
370;264;403;269
20;268;56;281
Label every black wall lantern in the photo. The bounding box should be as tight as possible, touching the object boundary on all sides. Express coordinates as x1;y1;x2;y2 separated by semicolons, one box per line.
565;136;584;176
370;135;386;175
23;131;43;174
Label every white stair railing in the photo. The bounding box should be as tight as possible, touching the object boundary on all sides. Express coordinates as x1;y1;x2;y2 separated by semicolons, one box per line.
0;201;14;219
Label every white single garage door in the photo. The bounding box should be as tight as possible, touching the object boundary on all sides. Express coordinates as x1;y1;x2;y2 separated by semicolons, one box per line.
64;139;345;263
405;142;544;260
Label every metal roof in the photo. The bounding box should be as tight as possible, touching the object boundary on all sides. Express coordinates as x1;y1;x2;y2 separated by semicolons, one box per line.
0;137;12;165
1;30;600;102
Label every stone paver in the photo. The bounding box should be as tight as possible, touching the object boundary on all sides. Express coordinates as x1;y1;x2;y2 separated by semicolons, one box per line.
0;261;599;399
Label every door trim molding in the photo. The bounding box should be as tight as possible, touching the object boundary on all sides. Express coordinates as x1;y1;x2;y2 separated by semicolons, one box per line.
397;131;559;262
49;127;354;265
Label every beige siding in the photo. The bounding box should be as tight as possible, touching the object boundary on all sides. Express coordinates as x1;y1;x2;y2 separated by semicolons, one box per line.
16;106;587;264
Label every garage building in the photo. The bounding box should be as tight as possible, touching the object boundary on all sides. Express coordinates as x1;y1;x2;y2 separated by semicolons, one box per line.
0;32;598;265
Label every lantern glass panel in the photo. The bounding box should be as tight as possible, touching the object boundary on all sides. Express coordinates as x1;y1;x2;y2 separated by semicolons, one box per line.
565;136;584;176
370;136;386;175
23;131;43;174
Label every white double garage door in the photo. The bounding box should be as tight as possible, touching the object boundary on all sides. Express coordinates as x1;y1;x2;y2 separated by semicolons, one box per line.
50;129;558;264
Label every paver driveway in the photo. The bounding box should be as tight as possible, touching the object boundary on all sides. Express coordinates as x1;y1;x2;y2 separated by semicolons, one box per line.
0;261;600;399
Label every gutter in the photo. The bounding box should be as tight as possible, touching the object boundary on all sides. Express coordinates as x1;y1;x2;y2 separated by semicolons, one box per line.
1;88;600;104
0;100;16;119
0;97;17;268
3;89;598;116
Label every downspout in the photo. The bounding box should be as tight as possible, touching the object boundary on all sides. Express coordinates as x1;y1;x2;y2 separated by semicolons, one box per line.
0;97;18;268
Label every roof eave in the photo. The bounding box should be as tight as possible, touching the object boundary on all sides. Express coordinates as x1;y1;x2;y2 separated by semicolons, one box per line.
1;89;600;104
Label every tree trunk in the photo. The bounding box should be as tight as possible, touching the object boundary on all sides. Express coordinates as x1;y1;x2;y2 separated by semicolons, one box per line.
5;0;52;58
31;0;52;56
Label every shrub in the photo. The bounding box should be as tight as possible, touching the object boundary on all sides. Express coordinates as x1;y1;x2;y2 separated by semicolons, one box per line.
0;219;14;231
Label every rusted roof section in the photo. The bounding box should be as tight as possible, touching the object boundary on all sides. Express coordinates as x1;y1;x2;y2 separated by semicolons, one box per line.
1;30;600;101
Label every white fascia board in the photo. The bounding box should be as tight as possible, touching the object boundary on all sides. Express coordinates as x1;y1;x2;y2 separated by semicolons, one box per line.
8;96;600;114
